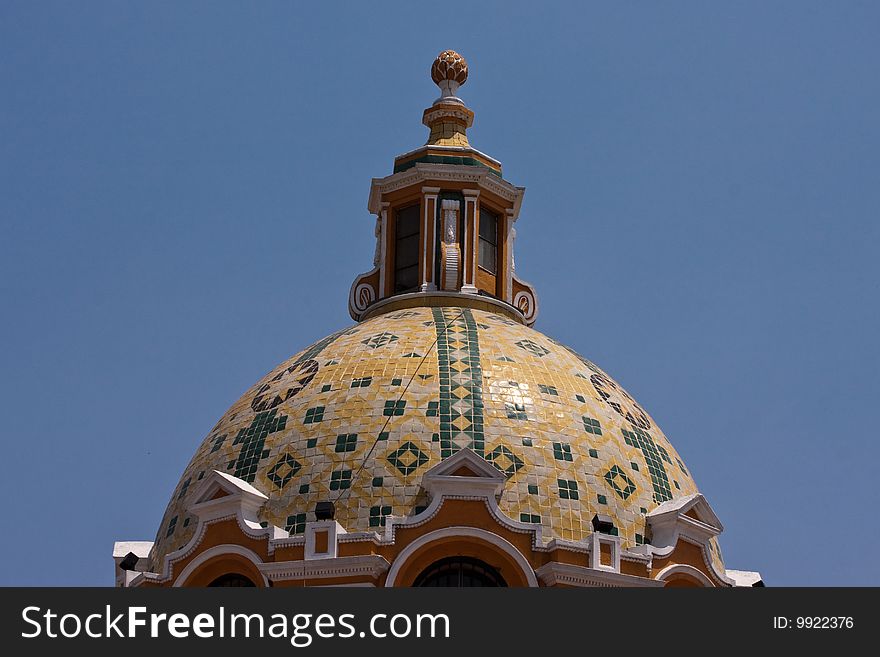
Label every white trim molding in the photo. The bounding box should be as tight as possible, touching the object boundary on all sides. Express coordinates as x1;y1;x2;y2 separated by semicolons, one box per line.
589;532;622;573
536;562;663;588
173;544;269;588
655;564;716;587
726;569;765;587
384;526;538;587
644;493;735;587
305;520;346;560
387;448;545;546
113;541;153;587
369;164;524;215
260;555;390;583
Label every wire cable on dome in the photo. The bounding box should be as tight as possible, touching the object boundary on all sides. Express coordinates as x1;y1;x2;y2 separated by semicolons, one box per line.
332;309;466;506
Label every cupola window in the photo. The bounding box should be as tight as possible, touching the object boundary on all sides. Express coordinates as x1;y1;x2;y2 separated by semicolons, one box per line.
394;204;420;293
478;207;498;275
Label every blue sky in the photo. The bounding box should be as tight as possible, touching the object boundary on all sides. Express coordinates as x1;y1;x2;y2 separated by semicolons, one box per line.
1;1;878;586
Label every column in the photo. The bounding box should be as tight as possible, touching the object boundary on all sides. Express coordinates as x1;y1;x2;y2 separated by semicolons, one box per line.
421;187;440;292
461;189;480;294
378;202;390;299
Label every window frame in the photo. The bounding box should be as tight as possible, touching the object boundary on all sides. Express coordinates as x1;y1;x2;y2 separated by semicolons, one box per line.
477;205;499;276
393;202;421;294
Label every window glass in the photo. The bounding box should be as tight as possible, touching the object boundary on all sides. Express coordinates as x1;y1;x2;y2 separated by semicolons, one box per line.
478;208;498;274
395;205;420;292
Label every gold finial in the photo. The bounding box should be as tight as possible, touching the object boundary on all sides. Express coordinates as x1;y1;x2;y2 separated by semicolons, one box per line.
431;50;468;101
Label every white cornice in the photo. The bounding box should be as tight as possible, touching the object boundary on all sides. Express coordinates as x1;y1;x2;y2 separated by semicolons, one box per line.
368;164;524;214
535;562;664;588
113;541;153;559
259;555;390;582
726;569;764;587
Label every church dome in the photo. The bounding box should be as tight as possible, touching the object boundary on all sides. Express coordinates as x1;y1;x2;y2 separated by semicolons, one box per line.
150;303;711;571
117;50;756;589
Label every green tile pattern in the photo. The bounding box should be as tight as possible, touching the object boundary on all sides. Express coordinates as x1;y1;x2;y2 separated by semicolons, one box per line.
515;339;550;357
485;444;524;475
433;307;485;458
303;406;324;424
369;505;392;527
604;464;637;500
383;400;407;416
232;410;288;483
209;434;226;453
285;513;306;534
623;427;673;503
552;442;573;461
177;477;191;500
334;433;358;453
582;416;602;435
329;469;351;490
267;452;301;489
387;441;429;476
558;478;579;500
361;332;398;349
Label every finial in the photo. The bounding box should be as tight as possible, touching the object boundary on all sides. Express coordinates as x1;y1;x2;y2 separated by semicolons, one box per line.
431;50;468;104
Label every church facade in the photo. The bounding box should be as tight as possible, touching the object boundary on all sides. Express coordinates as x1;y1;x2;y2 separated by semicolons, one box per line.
113;51;762;588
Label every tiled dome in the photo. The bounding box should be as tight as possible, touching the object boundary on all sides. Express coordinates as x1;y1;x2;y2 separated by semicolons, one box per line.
151;305;714;571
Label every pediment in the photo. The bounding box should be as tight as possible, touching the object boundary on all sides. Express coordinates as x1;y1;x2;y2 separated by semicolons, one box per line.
647;493;723;532
191;470;268;507
420;448;507;501
423;448;506;481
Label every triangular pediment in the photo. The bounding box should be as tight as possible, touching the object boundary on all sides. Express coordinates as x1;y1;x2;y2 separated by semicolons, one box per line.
424;448;506;481
191;470;268;507
647;493;723;532
420;448;507;501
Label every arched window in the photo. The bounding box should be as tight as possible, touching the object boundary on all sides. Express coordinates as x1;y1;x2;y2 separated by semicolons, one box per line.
413;556;507;587
208;573;256;587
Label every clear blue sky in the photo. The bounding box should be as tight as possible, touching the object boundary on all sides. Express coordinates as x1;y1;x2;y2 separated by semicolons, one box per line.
1;1;877;586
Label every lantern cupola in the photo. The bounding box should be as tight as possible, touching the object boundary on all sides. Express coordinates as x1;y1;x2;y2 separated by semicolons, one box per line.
349;50;539;325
